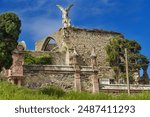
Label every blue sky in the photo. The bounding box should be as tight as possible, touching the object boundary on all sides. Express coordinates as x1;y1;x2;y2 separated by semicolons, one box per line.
0;0;150;76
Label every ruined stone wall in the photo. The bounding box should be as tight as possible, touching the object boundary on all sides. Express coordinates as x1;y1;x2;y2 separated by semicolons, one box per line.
23;65;98;92
24;71;75;91
35;27;123;79
63;28;122;79
35;28;123;65
35;29;64;51
63;28;122;66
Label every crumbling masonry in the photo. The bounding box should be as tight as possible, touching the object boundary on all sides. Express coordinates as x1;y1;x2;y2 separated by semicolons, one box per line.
3;27;124;93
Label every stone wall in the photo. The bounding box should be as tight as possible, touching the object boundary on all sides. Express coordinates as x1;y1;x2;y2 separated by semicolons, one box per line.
23;65;99;92
35;27;122;79
24;71;74;91
81;74;93;92
63;28;123;66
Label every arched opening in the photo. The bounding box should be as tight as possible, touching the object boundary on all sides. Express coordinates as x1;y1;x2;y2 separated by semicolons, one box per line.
45;39;57;51
41;37;58;51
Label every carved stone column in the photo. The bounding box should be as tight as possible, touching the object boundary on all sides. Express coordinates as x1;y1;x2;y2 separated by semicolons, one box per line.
90;47;99;93
73;48;81;91
91;71;99;93
74;66;81;91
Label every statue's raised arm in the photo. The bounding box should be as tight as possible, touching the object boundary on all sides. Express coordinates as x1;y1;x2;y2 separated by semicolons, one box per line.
56;4;74;28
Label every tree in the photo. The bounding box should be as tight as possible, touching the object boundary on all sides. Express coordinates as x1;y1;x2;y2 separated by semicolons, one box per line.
105;36;149;84
138;55;149;84
0;12;21;71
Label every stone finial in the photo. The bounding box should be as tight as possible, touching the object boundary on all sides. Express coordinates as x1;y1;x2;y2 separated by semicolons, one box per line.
56;4;73;28
72;48;78;65
73;47;78;57
17;41;26;51
90;47;97;66
90;47;96;58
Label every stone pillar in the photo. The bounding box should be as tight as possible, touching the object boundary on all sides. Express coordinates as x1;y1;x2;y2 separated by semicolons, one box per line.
90;47;99;93
65;48;70;65
11;78;15;85
65;48;74;65
18;79;22;87
90;47;97;66
73;48;81;91
74;67;81;91
91;72;99;93
8;43;25;86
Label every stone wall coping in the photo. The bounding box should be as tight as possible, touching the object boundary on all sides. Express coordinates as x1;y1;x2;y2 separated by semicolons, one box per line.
23;65;98;73
58;27;123;35
99;66;112;69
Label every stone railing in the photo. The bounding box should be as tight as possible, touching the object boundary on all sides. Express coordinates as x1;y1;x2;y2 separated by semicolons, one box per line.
101;84;150;90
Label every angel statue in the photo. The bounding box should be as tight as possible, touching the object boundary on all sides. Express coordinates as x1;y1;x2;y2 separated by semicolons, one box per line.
56;4;73;28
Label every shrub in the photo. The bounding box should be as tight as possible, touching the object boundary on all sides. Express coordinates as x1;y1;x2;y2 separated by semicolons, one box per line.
35;54;52;65
24;51;52;65
24;51;36;65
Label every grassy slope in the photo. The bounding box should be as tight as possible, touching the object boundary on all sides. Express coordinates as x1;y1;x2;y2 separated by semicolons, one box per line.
0;81;150;100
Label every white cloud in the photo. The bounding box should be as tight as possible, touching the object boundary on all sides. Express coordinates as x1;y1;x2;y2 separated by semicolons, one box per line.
13;0;49;14
22;16;61;41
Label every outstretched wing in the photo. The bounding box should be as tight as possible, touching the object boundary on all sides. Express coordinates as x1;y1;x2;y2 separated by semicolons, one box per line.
56;5;65;12
66;4;74;11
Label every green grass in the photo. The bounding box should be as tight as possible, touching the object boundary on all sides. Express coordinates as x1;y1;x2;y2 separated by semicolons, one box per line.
0;81;150;100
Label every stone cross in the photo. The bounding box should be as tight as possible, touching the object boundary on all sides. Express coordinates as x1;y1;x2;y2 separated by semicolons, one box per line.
56;4;73;28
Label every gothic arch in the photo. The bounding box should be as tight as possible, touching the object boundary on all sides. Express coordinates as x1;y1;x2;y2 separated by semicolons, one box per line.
41;37;57;51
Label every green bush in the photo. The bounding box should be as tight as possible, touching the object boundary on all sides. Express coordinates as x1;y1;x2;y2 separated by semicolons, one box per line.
35;55;52;65
24;51;52;65
24;51;36;65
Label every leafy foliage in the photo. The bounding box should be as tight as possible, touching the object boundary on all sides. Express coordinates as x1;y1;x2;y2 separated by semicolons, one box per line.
24;51;52;65
0;12;21;40
24;51;36;65
0;12;21;71
105;36;149;83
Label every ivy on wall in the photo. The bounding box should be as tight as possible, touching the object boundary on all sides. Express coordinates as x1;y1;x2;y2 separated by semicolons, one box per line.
24;51;52;65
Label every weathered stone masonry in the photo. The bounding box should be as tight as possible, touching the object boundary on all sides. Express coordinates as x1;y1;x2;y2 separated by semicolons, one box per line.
5;43;24;86
4;27;124;93
4;41;99;92
36;27;123;79
23;65;98;92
